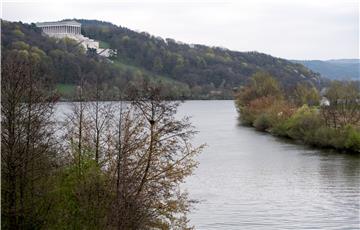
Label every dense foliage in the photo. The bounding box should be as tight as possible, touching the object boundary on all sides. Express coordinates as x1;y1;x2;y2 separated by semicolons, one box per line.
2;19;323;100
235;72;360;152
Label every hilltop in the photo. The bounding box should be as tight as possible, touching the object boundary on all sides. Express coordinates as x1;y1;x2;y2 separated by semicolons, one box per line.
292;59;359;81
2;19;323;99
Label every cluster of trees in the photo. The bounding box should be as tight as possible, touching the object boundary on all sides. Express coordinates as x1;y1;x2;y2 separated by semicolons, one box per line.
1;49;204;229
2;19;324;100
235;71;360;152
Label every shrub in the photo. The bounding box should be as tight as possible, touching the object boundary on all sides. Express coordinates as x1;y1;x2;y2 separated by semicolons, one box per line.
286;105;323;141
302;123;360;152
270;121;289;137
265;100;296;127
312;126;339;148
254;113;272;131
343;125;360;151
238;106;256;125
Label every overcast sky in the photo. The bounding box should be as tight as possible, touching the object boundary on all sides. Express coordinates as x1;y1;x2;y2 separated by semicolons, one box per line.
2;0;359;60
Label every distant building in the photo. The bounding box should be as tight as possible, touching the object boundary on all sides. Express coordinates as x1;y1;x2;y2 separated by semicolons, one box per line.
320;97;330;106
36;20;116;57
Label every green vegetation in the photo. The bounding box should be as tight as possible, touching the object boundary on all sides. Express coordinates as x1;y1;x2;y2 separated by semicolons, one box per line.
56;83;76;97
2;19;324;100
99;40;110;49
236;72;360;152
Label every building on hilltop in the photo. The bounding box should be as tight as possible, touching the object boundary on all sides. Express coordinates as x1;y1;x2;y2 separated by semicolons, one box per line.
36;20;115;57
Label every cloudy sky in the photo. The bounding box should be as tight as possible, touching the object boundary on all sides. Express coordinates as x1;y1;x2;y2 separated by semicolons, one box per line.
2;0;359;60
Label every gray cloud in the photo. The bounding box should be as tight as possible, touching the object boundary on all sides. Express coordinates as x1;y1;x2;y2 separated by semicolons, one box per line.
2;0;359;60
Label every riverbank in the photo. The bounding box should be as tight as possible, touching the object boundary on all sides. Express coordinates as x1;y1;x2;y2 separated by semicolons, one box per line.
239;115;360;154
235;72;360;153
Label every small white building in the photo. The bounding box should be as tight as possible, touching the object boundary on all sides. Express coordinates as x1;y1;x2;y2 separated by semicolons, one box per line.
36;20;115;57
320;97;330;106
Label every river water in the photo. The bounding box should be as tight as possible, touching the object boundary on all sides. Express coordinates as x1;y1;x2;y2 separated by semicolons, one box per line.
178;100;360;230
56;100;359;229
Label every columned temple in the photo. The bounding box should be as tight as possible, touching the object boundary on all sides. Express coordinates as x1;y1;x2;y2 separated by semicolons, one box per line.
36;20;115;57
36;20;81;35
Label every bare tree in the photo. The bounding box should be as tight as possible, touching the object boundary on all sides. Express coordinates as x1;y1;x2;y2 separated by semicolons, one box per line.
86;73;115;166
60;80;203;229
61;72;112;229
321;81;360;128
64;67;89;176
115;81;205;229
107;101;149;229
2;50;58;229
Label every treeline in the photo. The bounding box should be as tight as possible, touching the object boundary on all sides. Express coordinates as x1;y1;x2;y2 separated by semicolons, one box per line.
1;49;203;229
2;19;324;100
235;72;360;152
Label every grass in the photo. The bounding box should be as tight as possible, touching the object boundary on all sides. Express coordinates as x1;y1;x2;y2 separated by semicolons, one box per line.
56;83;76;96
112;60;186;86
99;41;110;49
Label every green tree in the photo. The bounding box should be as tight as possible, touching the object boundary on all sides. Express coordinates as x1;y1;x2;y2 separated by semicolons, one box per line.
153;56;163;72
293;82;320;106
236;71;282;109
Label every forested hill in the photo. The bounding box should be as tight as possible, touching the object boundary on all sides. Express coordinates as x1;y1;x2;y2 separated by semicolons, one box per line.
2;19;323;99
291;59;360;81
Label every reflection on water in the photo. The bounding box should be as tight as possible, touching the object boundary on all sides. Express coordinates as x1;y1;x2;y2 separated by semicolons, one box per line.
176;100;360;230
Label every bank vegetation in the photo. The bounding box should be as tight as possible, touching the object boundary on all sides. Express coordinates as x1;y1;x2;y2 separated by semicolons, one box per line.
235;71;360;152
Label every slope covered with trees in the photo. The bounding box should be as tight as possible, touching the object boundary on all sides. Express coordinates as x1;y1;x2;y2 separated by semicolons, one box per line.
79;20;323;90
2;19;323;99
292;59;360;81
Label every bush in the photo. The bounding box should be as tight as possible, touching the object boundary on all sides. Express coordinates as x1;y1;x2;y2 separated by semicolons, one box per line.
238;106;256;125
312;126;339;147
48;152;109;229
254;113;272;131
343;125;360;151
285;105;323;141
270;121;289;137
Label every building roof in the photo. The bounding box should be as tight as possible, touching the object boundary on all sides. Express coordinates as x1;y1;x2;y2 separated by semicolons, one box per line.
36;20;81;27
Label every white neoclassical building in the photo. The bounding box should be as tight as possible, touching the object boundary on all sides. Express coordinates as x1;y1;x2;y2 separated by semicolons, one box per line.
36;20;81;35
36;20;115;57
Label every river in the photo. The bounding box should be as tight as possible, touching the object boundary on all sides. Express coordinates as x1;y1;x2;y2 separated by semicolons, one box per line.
56;100;359;229
178;100;360;230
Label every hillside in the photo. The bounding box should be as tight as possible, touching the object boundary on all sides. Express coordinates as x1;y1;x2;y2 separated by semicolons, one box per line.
292;59;360;81
2;19;323;99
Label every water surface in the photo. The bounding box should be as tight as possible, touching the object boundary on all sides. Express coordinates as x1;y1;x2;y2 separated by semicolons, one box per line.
178;100;360;230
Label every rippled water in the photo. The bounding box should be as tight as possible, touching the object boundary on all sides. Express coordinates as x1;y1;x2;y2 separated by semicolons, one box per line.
177;100;360;230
